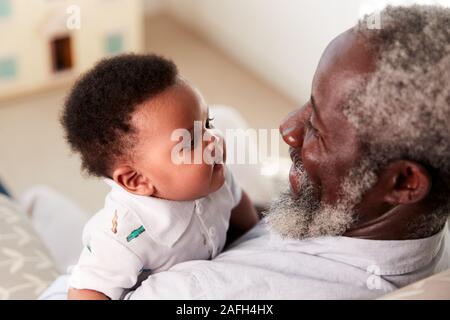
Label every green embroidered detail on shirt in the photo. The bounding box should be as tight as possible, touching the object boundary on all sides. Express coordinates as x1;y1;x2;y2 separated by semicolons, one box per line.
126;225;145;242
86;244;91;253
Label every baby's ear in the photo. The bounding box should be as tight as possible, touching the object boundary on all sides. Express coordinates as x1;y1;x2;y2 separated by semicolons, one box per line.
112;166;154;196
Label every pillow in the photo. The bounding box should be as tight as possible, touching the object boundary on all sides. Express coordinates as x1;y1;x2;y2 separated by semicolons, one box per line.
0;195;59;300
19;185;89;273
380;268;450;300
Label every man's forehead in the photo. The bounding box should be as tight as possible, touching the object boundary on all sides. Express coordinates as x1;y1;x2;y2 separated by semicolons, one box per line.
312;29;376;112
318;29;376;76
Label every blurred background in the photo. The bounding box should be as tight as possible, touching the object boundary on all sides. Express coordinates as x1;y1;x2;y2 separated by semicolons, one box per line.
1;0;449;213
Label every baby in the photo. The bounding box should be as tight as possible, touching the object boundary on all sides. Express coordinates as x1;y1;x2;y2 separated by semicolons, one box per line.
61;54;259;300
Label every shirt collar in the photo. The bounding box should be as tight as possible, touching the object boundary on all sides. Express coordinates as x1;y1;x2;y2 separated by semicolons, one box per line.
104;178;195;247
267;221;449;276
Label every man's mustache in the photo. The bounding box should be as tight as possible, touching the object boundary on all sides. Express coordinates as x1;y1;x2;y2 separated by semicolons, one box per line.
289;147;321;203
289;147;303;172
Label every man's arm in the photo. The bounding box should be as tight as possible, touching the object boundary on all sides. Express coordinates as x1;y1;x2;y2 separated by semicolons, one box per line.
227;191;260;245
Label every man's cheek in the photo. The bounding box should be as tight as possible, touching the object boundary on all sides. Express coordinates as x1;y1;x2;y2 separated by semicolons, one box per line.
301;149;320;181
318;169;344;205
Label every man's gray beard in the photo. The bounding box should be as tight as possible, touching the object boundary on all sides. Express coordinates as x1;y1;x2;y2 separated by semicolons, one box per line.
264;159;378;240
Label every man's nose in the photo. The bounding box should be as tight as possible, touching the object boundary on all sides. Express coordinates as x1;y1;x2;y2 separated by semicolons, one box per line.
279;109;304;148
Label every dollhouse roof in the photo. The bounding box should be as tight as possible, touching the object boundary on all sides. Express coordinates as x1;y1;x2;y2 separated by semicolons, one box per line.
39;7;70;38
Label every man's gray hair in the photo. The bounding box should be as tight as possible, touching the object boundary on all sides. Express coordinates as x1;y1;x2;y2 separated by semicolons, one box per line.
345;5;450;238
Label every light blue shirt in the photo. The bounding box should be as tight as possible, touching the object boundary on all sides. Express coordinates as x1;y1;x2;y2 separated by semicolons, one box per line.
68;167;242;300
41;221;450;299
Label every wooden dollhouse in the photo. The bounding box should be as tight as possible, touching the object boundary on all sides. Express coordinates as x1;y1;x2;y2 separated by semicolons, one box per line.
0;0;144;101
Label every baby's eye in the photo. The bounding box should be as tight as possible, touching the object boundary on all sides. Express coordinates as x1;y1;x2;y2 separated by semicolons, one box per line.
205;117;214;129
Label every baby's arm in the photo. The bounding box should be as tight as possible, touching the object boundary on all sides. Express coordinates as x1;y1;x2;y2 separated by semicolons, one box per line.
228;191;260;241
68;215;145;300
68;288;110;300
223;167;260;243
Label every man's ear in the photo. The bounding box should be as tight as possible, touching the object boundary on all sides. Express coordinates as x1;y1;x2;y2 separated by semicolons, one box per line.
112;166;154;196
380;160;431;205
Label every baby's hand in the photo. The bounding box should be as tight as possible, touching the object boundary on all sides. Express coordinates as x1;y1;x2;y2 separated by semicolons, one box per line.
68;287;110;300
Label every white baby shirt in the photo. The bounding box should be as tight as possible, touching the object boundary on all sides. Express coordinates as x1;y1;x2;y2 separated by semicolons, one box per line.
68;167;242;299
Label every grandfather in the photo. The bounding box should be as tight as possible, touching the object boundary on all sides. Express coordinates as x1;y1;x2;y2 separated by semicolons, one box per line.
45;5;450;299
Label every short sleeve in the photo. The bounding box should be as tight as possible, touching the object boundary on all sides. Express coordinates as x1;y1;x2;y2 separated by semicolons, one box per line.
224;167;242;208
68;229;144;300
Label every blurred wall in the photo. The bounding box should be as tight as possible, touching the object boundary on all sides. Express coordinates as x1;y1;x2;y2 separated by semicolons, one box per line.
146;0;450;104
152;0;366;104
144;0;163;14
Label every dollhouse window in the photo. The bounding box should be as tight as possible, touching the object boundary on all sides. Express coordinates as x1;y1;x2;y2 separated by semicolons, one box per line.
105;33;124;55
51;36;73;72
0;0;11;18
0;57;16;79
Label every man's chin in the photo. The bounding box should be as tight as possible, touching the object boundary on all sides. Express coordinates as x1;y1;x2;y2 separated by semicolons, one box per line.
264;186;355;240
268;157;379;240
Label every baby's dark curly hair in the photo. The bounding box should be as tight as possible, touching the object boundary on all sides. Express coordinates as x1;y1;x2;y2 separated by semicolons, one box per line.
61;54;178;177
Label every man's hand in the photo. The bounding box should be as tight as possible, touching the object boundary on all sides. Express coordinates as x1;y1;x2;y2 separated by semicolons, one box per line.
68;287;110;300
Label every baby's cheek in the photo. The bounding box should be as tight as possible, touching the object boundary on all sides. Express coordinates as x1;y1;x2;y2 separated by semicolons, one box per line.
174;163;212;198
192;163;214;187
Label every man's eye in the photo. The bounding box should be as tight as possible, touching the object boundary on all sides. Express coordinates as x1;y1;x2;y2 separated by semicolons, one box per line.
206;117;214;129
305;118;319;137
